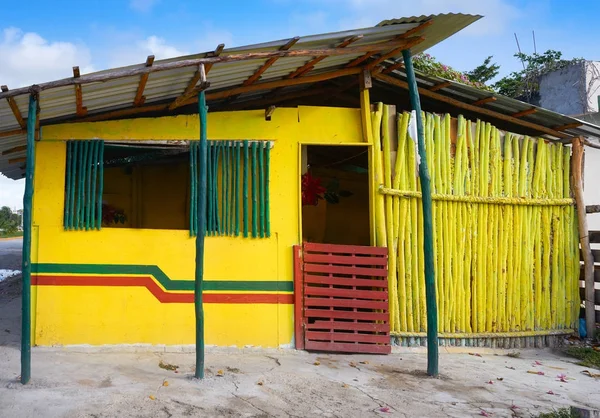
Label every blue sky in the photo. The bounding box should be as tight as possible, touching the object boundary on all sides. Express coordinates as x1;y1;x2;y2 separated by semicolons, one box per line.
1;0;599;208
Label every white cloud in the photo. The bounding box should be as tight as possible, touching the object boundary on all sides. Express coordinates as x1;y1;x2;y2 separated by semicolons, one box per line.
0;28;94;89
0;175;23;209
138;36;189;58
130;0;159;13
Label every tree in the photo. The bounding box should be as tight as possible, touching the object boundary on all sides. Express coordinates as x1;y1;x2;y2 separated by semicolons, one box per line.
0;206;20;234
494;50;584;103
465;56;500;84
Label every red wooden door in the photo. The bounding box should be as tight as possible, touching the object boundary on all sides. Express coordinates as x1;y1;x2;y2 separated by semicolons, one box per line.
294;243;391;354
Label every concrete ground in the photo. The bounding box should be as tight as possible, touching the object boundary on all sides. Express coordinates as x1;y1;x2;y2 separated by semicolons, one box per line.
1;238;600;418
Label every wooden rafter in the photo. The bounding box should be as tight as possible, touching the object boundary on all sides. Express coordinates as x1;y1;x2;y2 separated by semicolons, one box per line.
373;72;571;139
286;35;363;79
511;108;537;118
472;96;497;106
73;67;87;117
366;36;425;70
8;156;26;164
133;55;155;106
554;122;582;131
381;61;404;74
0;128;25;138
243;37;300;86
346;20;433;68
429;81;451;91
1;144;27;155
1;86;26;129
169;44;224;110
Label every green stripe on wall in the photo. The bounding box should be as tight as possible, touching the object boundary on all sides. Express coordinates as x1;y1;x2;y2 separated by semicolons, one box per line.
33;263;294;292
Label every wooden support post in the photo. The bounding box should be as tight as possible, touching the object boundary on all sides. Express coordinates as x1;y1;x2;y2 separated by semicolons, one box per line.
572;137;595;338
21;92;38;384
402;49;438;376
1;86;26;129
133;55;155;106
73;67;88;117
195;64;208;379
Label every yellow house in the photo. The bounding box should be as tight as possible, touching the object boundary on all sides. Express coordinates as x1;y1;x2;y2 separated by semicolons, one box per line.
2;14;599;369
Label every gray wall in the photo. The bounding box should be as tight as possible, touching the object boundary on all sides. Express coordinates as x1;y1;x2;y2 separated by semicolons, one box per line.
539;61;587;115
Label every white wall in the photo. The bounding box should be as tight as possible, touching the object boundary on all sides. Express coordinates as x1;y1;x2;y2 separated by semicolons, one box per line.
585;146;600;231
585;61;600;113
539;62;587;116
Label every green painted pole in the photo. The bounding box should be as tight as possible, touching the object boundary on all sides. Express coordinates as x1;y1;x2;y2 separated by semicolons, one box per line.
90;140;99;228
251;142;258;238
265;144;271;238
402;49;439;377
96;141;104;230
190;142;197;237
243;140;249;238
64;141;72;229
235;142;240;236
69;141;78;229
21;93;37;385
258;142;265;238
195;90;208;379
207;142;213;235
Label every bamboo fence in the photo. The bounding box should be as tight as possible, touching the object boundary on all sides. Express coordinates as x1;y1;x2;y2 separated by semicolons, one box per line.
373;106;580;346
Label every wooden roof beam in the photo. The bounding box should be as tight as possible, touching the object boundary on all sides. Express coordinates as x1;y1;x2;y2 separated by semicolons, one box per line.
169;44;225;110
0;128;25;138
382;61;404;74
73;67;87;117
429;81;452;91
346;19;433;68
472;96;497;106
8;156;26;164
554;122;583;131
366;36;425;70
286;35;363;79
511;108;537;118
1;144;27;155
373;72;571;139
133;55;155;106
1;86;26;129
243;37;300;86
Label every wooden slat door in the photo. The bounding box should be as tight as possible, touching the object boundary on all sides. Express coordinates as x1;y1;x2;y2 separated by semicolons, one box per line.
293;242;390;354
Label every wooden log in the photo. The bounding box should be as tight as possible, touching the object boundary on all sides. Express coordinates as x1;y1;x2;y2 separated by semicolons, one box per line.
73;67;87;117
8;156;26;164
472;96;496;106
1;144;27;155
133;55;155;106
366;36;425;70
583;138;600;150
1;86;26;129
381;61;404;74
572;136;595;338
0;128;25;138
429;81;452;91
555;122;583;131
511;108;537;118
243;37;300;86
373;72;571;139
586;205;600;214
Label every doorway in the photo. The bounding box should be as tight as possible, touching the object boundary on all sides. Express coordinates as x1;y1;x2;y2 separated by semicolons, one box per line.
300;145;370;246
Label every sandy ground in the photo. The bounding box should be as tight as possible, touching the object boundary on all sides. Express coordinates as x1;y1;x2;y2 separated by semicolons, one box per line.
1;237;600;417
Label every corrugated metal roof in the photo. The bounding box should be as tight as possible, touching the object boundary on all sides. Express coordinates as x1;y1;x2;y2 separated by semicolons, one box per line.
1;13;481;179
373;65;600;142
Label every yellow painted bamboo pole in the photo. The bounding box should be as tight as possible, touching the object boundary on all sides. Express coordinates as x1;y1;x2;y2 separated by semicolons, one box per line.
555;143;565;328
481;123;491;332
454;116;466;332
372;103;386;248
509;136;521;330
434;114;445;331
532;140;546;329
442;114;452;332
502;133;515;332
514;136;529;329
382;105;399;332
471;120;481;332
550;142;559;329
498;131;509;331
395;112;410;332
562;147;576;327
525;138;536;330
406;120;418;332
489;127;500;332
464;120;474;333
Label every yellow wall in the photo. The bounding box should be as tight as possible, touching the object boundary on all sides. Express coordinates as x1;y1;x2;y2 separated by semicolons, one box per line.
33;107;366;347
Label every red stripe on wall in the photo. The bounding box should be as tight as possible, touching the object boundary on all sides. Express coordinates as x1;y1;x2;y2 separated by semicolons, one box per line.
33;275;293;304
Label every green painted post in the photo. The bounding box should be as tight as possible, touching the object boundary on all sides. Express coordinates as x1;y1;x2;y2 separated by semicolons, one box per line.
258;142;265;238
243;141;249;238
402;49;439;377
195;90;208;379
265;144;271;238
90;140;99;228
96;141;104;230
64;141;72;229
190;142;197;237
69;141;77;229
21;93;37;385
85;140;94;230
251;142;258;238
235;142;240;236
207;142;213;235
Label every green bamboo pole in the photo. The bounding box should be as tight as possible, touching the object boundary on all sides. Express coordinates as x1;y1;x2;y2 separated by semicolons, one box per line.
69;141;78;229
90;140;99;229
259;142;265;238
402;49;438;376
21;94;37;385
75;141;83;229
213;141;220;234
252;142;258;238
96;141;104;230
207;142;213;235
85;140;94;230
190;142;197;237
80;141;89;230
265;143;271;238
243;140;249;238
195;90;208;380
235;142;240;236
220;142;225;236
225;142;230;235
64;141;72;229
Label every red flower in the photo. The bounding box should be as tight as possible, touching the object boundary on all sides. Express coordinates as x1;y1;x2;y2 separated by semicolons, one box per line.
301;172;326;206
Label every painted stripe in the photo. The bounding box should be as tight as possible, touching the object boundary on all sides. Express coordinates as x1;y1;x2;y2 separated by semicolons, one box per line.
33;275;293;304
33;263;294;292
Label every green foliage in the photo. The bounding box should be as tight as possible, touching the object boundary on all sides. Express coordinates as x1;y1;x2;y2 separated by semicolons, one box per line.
412;53;494;92
535;408;577;418
465;56;500;84
0;206;21;235
494;50;584;100
563;347;600;370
